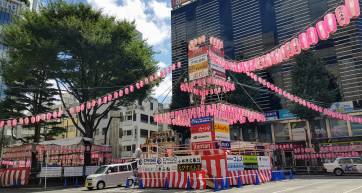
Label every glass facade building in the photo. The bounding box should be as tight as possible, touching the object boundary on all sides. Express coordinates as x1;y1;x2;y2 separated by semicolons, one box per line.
171;0;278;111
0;0;23;100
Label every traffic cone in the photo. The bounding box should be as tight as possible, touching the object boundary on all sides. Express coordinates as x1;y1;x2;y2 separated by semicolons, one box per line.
213;178;219;192
237;175;243;188
186;176;191;190
254;173;260;185
75;178;80;187
220;178;224;190
164;177;169;190
139;179;144;189
224;177;229;189
64;179;68;188
125;179;130;188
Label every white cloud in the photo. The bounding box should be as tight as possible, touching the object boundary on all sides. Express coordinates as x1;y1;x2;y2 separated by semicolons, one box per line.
86;0;171;46
152;74;172;100
149;0;171;19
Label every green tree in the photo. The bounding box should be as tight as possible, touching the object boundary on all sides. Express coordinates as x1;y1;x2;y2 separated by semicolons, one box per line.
2;1;158;164
290;51;339;143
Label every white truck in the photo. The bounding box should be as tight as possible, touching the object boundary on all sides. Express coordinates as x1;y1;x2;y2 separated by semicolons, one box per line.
85;162;137;190
323;157;362;176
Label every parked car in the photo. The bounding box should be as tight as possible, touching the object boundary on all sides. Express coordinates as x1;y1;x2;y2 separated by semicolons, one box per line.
323;157;362;176
85;162;136;190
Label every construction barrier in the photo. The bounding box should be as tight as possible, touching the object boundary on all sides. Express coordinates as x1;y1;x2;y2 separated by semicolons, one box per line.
227;170;272;185
140;170;207;189
0;168;30;187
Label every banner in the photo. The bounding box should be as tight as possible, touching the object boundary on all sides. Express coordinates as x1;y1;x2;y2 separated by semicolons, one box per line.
213;119;230;141
243;155;258;170
177;155;202;172
257;156;271;170
227;155;244;171
192;142;215;150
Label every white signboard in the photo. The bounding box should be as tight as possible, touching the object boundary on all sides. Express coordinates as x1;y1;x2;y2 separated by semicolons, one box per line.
38;167;62;178
188;54;208;66
188;53;209;81
257;156;271;170
191;132;212;143
177;156;201;164
64;167;83;177
138;157;178;172
227;155;244;171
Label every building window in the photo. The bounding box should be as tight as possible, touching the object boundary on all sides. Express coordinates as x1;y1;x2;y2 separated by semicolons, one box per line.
274;123;290;142
119;128;123;138
132;144;136;153
133;112;137;121
127;115;132;120
141;114;148;123
311;119;328;139
329;119;349;137
140;129;148;138
125;146;131;151
150;116;156;125
126;130;132;136
351;121;362;136
290;122;306;141
150;102;154;110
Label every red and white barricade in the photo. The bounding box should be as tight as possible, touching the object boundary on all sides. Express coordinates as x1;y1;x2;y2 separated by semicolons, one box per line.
227;169;272;185
0;168;30;187
140;170;206;189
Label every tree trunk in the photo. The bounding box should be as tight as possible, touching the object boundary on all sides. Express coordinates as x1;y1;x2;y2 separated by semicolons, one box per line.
84;128;94;166
34;124;41;143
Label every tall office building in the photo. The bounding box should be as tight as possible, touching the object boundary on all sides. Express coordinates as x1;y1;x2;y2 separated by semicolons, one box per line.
171;0;278;111
0;0;25;100
273;0;362;107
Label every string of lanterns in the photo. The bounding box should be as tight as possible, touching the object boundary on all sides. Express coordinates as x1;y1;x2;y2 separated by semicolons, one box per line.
245;71;362;124
154;102;266;127
208;0;360;73
0;62;182;129
180;76;236;97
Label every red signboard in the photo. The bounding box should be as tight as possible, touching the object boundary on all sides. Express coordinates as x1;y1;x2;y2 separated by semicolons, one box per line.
191;123;212;133
192;142;215;150
188;47;208;58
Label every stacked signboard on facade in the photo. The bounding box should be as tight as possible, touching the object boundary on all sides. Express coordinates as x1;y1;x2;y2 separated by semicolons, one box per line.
226;155;271;171
138;156;201;173
190;116;231;151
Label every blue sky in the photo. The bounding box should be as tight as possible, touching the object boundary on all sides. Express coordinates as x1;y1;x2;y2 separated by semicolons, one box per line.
68;0;173;104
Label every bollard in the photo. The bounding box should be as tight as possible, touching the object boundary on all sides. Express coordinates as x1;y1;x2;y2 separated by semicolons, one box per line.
237;175;243;188
139;178;144;189
289;170;294;179
64;179;68;188
224;177;229;189
75;178;80;187
164;177;169;190
254;173;260;185
214;178;219;192
186;176;191;190
125;179;130;188
220;178;225;190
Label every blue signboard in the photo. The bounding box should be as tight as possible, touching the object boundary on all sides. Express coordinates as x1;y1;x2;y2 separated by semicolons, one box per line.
278;109;297;120
215;141;231;149
191;116;212;125
264;111;279;121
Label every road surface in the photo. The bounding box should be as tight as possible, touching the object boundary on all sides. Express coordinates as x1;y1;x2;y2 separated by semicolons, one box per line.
4;175;362;193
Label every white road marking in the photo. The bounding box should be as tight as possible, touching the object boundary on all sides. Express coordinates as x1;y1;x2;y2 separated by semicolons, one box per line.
271;181;329;193
342;186;362;193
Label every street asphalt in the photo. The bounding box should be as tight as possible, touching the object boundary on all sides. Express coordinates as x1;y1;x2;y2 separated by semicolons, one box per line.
3;175;362;193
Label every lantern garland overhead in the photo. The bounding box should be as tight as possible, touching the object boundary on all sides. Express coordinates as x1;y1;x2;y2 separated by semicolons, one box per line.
154;102;266;127
208;0;360;73
0;62;182;129
245;72;362;124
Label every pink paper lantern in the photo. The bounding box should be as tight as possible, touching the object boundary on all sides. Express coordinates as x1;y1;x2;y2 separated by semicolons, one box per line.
298;32;310;50
345;0;360;18
97;98;102;105
316;21;330;40
11;119;17;127
324;13;337;34
119;89;124;97
290;38;302;55
335;5;351;27
307;27;319;45
125;88;129;95
24;117;29;125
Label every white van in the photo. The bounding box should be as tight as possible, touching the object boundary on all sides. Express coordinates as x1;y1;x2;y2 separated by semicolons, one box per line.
86;162;136;190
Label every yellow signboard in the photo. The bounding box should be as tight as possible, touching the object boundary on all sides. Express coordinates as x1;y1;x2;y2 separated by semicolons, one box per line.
214;122;230;133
